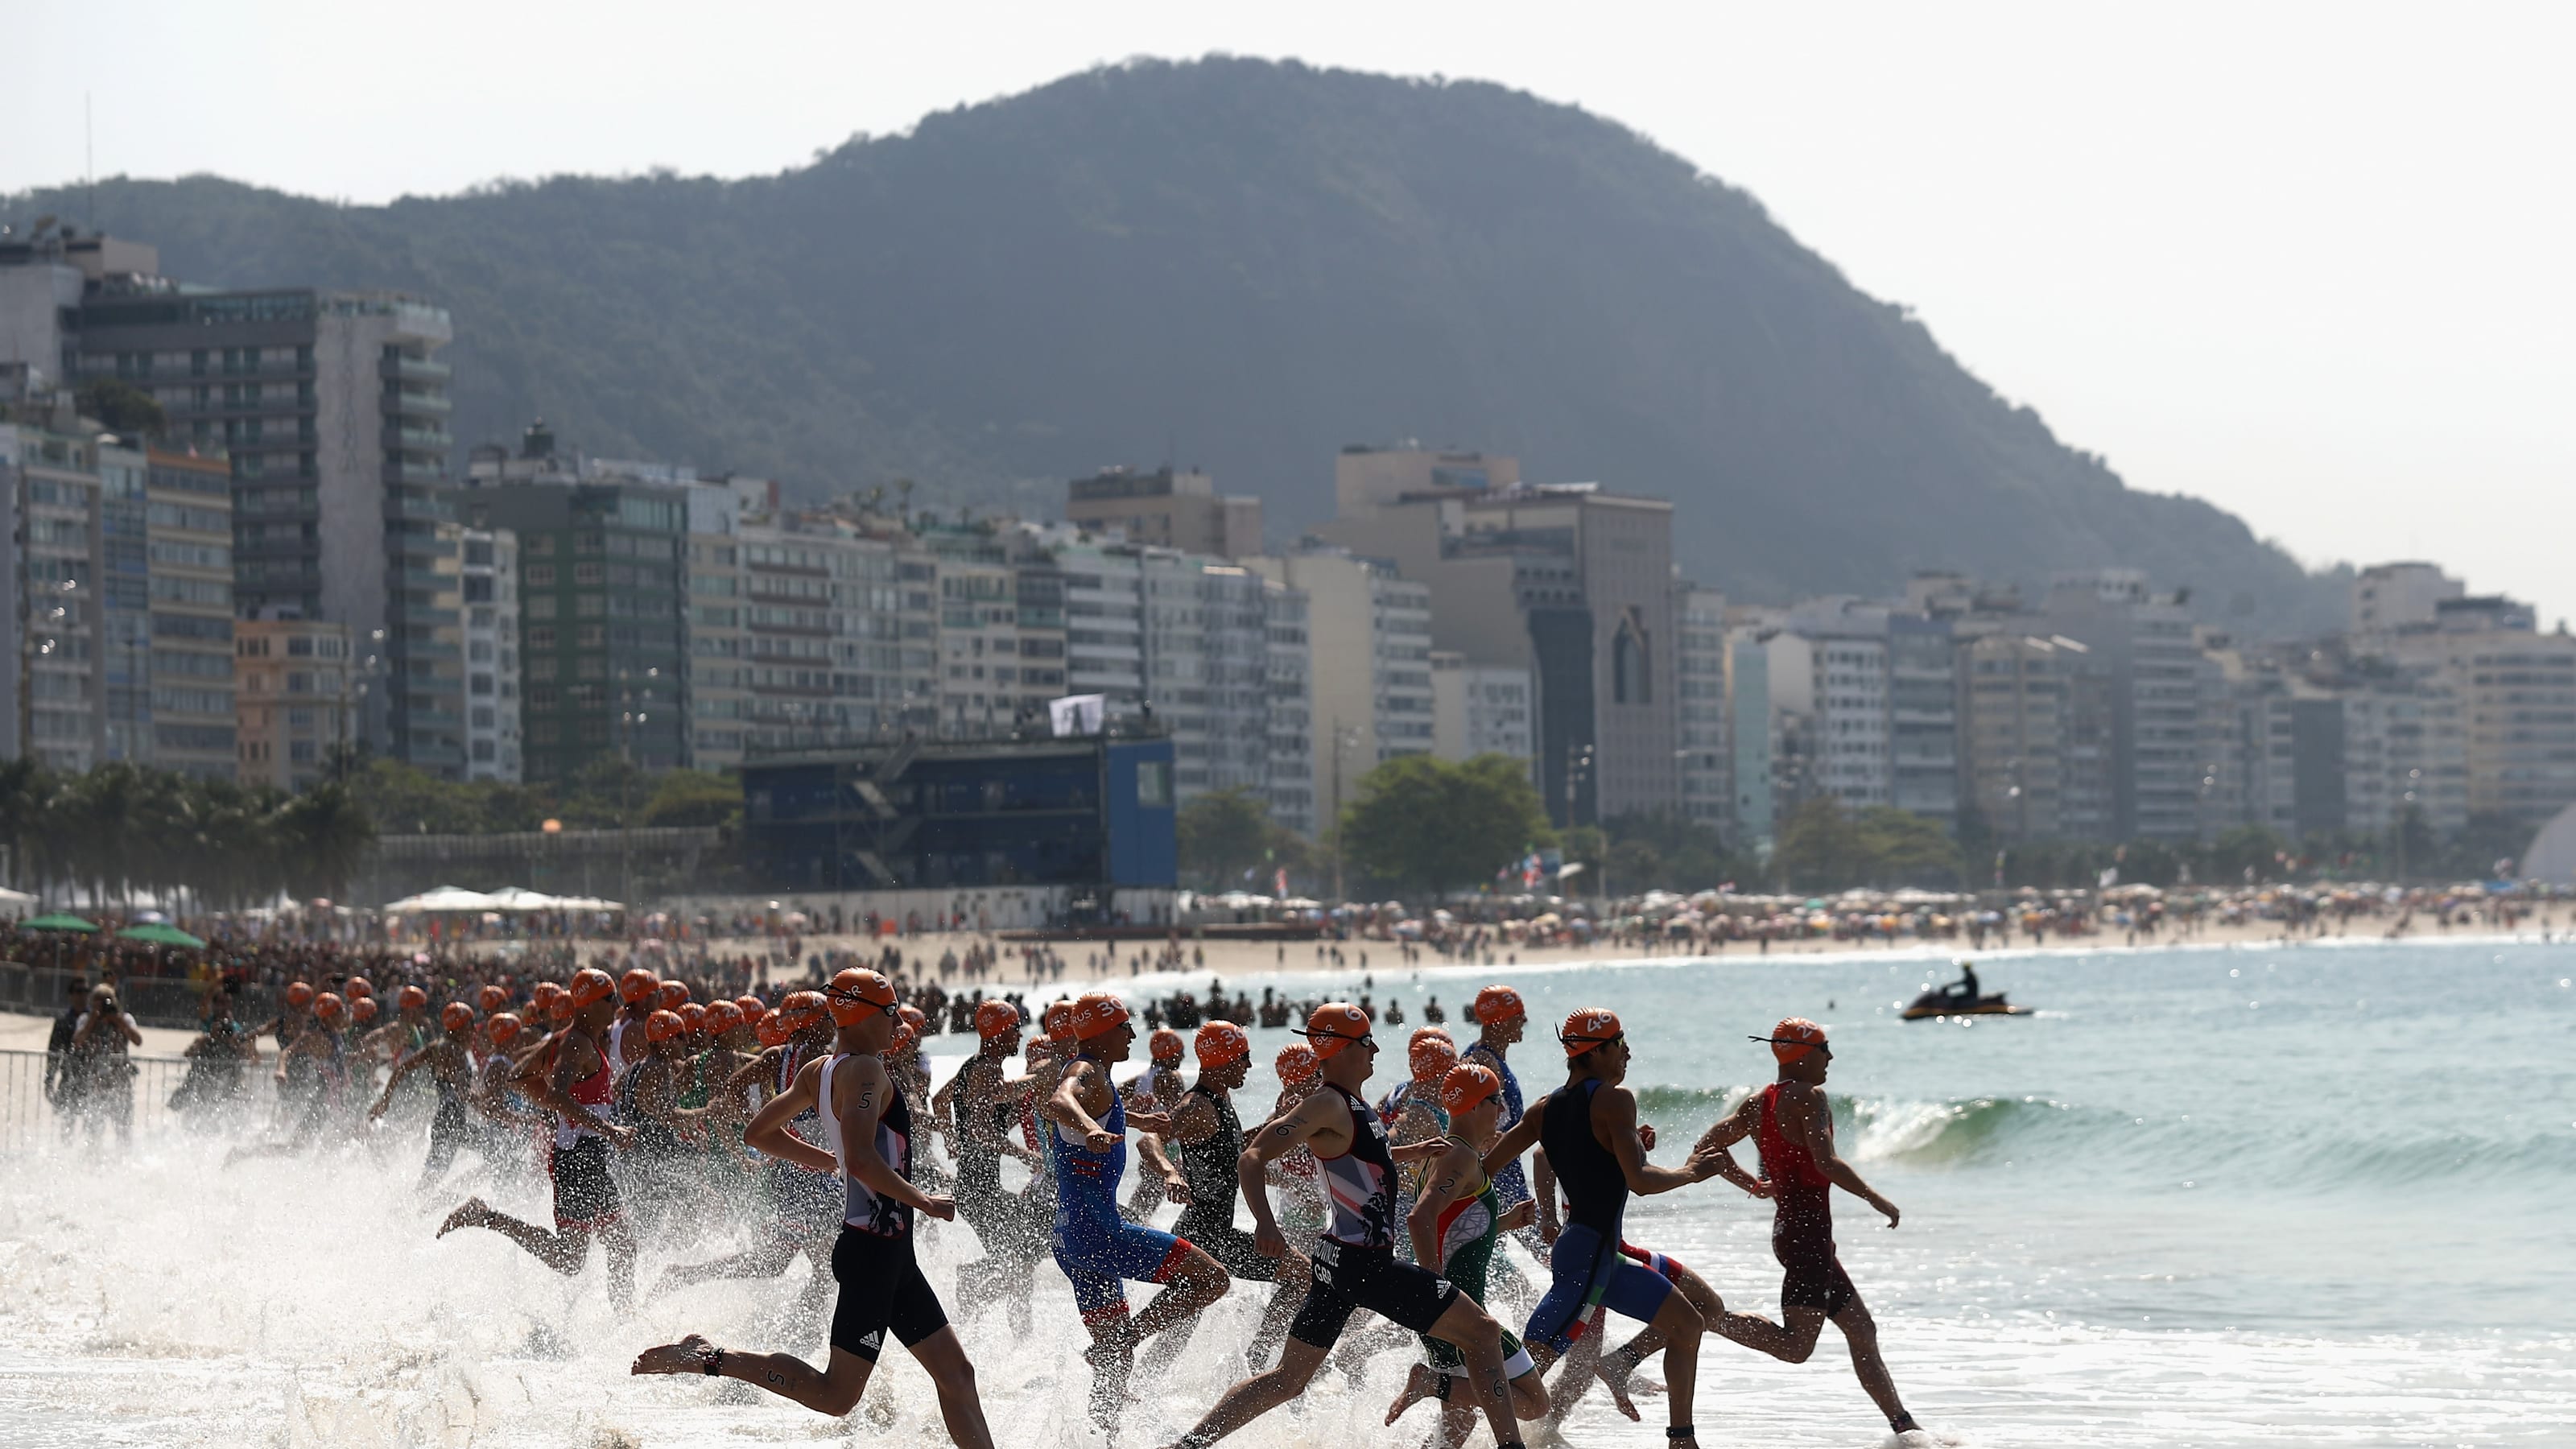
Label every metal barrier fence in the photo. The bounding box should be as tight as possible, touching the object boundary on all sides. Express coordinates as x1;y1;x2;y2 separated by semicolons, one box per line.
0;1047;273;1150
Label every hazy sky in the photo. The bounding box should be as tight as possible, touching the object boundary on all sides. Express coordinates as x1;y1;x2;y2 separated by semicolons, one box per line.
16;2;2574;626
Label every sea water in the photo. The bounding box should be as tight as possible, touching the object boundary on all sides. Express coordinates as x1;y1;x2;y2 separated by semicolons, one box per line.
1;937;2570;1447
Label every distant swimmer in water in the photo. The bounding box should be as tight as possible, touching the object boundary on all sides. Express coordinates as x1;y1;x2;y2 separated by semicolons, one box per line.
1695;1018;1924;1440
631;969;996;1447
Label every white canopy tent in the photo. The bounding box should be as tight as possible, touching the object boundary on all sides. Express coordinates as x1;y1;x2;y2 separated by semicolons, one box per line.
382;886;502;914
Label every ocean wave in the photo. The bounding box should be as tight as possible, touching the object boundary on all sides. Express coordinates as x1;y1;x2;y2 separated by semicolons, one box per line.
1631;1084;2576;1187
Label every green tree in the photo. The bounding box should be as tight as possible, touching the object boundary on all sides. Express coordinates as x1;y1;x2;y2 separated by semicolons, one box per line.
76;378;166;439
1340;753;1553;898
1852;807;1963;886
1772;798;1867;890
277;782;377;902
1178;786;1276;890
642;769;741;828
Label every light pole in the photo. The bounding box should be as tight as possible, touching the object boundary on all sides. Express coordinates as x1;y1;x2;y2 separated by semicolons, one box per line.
616;664;660;908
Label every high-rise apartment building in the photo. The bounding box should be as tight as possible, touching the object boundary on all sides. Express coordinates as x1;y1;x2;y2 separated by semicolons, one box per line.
921;522;1071;733
233;619;352;791
1263;578;1315;838
2040;570;2202;841
1244;550;1433;831
142;448;237;778
456;525;522;782
683;481;750;771
1957;634;2079;844
63;279;465;775
2351;562;2464;635
1066;467;1262;559
1762;624;1892;812
1430;652;1536;768
1674;587;1730;835
8;423;104;770
1320;460;1676;828
470;477;690;780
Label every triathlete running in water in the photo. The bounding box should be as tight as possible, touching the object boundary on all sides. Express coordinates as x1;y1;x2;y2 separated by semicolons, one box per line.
1384;1062;1552;1444
1157;1003;1525;1449
368;1001;482;1194
1044;991;1229;1426
1694;1018;1923;1439
437;967;641;1314
630;968;996;1447
1482;1008;1728;1449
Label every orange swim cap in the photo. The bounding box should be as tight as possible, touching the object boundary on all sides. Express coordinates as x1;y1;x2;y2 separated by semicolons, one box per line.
547;993;576;1025
477;984;510;1014
733;995;766;1026
1071;992;1131;1042
657;980;690;1011
1472;985;1525;1026
398;985;428;1010
313;991;346;1022
1195;1021;1249;1067
678;1002;708;1034
1148;1026;1185;1062
487;1012;522;1047
975;999;1022;1040
343;976;373;1001
1042;1000;1078;1043
826;968;898;1027
618;968;660;1005
1765;1018;1828;1065
1559;1007;1623;1058
352;997;379;1025
1274;1042;1320;1084
646;1009;685;1043
568;968;616;1009
440;1001;475;1031
1298;1002;1373;1060
1409;1030;1459;1085
1439;1062;1501;1115
704;1001;741;1034
888;1019;919;1053
285;981;316;1008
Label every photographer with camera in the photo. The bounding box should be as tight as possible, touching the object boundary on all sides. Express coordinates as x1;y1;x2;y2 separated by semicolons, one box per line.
176;984;262;1121
68;982;147;1145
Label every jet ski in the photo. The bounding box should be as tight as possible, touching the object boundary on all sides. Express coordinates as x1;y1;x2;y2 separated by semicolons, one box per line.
1901;989;2030;1021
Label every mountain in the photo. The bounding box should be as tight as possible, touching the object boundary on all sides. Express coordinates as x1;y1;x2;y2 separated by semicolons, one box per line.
4;57;2343;628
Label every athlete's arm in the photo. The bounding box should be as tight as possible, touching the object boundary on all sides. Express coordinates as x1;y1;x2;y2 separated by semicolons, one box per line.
963;1064;1035;1160
1689;1095;1773;1197
1479;1092;1546;1184
720;1047;779;1096
1531;1146;1560;1241
1045;1059;1117;1152
1238;1088;1341;1255
1168;1088;1220;1147
1406;1141;1476;1268
1792;1085;1900;1227
1135;1132;1189;1203
834;1053;954;1220
368;1047;427;1118
743;1059;836;1174
1599;1083;1722;1195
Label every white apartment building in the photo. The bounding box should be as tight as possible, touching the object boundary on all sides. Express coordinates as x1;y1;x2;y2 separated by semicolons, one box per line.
1430;651;1535;767
1764;625;1892;811
457;526;522;781
1245;550;1435;832
1265;579;1317;837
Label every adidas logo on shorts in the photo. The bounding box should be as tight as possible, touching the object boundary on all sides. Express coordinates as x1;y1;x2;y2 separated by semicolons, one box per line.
857;1331;883;1352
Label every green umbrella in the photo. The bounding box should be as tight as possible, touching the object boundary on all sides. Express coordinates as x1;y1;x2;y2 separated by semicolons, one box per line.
118;922;207;949
22;913;97;932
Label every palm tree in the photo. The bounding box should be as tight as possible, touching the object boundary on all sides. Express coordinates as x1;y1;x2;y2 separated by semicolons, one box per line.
278;782;375;903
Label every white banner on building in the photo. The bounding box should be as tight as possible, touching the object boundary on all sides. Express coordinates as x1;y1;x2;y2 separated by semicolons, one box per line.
1049;694;1108;737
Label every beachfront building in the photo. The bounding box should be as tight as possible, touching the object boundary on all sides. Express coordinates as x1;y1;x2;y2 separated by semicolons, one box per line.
1263;578;1316;838
1065;465;1262;559
233;618;353;792
1245;549;1434;832
1317;447;1676;828
1430;651;1536;770
1673;585;1731;836
142;447;237;778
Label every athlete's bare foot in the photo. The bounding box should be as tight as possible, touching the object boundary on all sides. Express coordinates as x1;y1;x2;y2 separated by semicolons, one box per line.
1596;1348;1663;1420
436;1198;489;1238
1084;1338;1137;1422
1385;1361;1443;1424
630;1332;720;1377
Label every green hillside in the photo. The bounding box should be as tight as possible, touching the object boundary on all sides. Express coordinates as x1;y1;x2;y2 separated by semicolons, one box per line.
4;57;2343;627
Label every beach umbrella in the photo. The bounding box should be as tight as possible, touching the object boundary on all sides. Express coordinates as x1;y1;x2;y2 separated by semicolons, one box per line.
22;913;97;932
116;923;207;948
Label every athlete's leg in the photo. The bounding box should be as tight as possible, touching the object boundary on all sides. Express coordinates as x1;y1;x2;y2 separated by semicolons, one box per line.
633;1332;875;1416
906;1326;997;1449
1156;1337;1328;1449
440;1197;592;1276
1421;1293;1521;1449
1639;1279;1705;1443
1130;1241;1230;1344
600;1210;640;1315
649;1236;800;1298
1831;1294;1916;1430
1720;1302;1831;1362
